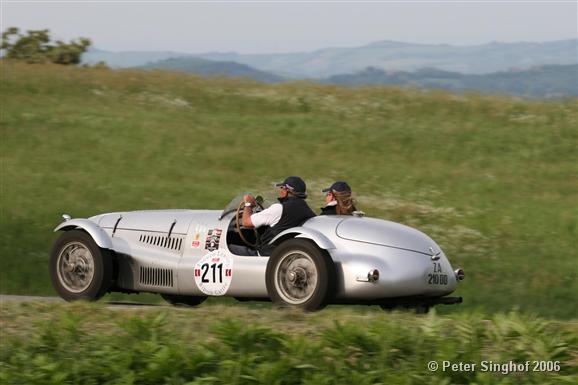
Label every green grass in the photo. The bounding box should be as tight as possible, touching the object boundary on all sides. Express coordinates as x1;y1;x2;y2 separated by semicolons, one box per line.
1;62;577;318
1;302;577;384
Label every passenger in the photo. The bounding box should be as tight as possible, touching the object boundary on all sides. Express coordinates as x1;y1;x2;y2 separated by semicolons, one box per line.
229;176;316;256
320;181;357;215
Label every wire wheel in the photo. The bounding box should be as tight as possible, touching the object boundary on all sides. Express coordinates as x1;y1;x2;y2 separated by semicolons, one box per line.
266;238;335;311
274;251;318;305
50;230;113;301
56;241;96;293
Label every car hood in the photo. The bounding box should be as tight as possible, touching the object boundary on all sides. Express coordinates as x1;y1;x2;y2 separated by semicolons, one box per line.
90;209;214;235
335;217;442;256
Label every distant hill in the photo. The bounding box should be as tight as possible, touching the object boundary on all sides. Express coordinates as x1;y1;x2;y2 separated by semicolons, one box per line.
82;48;193;68
140;58;576;99
194;39;578;78
81;40;578;98
82;39;578;78
138;57;284;83
324;65;578;99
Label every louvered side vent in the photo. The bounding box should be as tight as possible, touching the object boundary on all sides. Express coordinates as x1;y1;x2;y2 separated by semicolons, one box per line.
139;266;174;287
138;234;183;252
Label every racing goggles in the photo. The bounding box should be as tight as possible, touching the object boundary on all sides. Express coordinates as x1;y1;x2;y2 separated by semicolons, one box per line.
275;183;295;192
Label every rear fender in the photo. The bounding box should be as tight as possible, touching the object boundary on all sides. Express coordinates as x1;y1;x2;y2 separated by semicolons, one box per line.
54;219;113;249
269;227;335;250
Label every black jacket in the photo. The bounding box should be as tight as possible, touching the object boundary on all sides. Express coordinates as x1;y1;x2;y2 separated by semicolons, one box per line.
259;197;316;255
319;205;337;215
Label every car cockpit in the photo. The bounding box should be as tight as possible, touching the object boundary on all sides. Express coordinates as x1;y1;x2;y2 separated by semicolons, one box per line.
221;194;267;255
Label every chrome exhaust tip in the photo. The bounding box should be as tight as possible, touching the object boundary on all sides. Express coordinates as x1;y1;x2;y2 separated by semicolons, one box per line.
454;268;465;281
368;269;379;282
355;269;380;282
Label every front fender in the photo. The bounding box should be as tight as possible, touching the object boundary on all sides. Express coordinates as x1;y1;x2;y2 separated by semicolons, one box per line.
54;219;113;249
269;227;335;250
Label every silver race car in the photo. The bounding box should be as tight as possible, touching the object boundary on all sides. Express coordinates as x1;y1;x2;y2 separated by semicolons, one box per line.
50;195;465;312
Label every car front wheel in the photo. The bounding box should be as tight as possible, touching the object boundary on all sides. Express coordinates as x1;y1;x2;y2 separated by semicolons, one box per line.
266;239;335;311
50;230;113;301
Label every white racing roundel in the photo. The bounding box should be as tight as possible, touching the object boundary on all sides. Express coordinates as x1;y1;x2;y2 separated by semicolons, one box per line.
194;250;233;296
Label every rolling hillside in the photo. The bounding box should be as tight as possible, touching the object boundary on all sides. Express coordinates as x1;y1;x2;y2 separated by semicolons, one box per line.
139;57;284;82
136;60;576;98
192;39;578;77
82;39;578;77
1;62;576;318
324;64;578;98
81;47;194;68
81;40;578;98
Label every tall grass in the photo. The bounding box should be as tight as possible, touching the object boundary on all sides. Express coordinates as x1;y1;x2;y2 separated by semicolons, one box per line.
1;63;577;317
1;302;577;384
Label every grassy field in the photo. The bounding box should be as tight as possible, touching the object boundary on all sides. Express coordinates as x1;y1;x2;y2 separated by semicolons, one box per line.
0;62;577;318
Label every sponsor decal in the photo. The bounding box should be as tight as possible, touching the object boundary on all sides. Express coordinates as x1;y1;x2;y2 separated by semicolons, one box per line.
205;228;222;251
194;250;233;296
191;232;202;248
191;224;208;248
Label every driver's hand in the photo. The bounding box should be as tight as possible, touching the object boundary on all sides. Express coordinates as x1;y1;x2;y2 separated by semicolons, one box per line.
244;194;256;206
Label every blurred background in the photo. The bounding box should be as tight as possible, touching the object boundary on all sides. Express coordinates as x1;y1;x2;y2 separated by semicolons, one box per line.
1;1;576;319
1;2;577;383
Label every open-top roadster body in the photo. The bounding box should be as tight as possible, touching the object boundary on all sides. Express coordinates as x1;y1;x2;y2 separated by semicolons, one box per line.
50;195;464;312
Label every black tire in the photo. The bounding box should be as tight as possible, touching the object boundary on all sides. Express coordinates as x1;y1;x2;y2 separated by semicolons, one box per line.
161;294;206;307
50;230;113;301
266;239;335;311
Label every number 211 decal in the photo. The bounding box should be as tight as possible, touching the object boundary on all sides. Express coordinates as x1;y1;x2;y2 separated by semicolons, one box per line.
194;250;233;296
196;262;232;283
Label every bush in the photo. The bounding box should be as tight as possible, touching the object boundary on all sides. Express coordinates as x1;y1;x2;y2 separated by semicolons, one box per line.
1;27;90;65
1;303;577;384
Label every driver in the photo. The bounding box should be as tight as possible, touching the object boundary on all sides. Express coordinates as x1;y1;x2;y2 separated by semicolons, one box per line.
229;176;316;256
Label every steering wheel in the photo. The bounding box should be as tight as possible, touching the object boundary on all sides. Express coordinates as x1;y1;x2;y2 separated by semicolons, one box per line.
235;199;263;248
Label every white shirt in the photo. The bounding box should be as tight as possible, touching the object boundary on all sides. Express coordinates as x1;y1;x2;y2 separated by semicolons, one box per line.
250;203;283;228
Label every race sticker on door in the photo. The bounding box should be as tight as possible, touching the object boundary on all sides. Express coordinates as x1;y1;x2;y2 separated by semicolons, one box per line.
205;229;222;251
194;249;233;296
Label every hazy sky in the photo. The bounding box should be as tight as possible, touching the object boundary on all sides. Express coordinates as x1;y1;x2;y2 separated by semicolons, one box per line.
2;1;577;54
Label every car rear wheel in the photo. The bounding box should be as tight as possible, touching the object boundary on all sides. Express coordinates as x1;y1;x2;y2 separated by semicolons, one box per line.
161;294;206;307
266;239;335;311
50;230;113;301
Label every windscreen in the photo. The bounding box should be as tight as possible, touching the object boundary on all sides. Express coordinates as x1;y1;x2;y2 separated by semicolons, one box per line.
220;192;274;219
220;194;245;219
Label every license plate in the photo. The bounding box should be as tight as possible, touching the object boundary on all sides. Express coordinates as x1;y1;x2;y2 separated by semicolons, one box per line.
427;262;448;285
